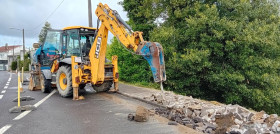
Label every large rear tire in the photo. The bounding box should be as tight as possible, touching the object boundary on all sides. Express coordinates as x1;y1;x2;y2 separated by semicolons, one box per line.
92;81;113;92
56;66;73;97
41;73;52;93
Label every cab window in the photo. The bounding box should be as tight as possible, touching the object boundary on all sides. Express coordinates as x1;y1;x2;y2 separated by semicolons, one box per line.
66;29;80;57
42;30;62;66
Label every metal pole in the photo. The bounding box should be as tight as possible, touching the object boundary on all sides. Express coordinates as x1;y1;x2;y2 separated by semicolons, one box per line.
88;0;93;27
17;58;19;72
22;29;25;56
18;72;20;107
22;67;24;83
12;47;14;62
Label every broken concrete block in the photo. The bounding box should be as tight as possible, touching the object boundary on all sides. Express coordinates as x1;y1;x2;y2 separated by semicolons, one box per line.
183;108;192;117
188;104;202;110
134;106;149;122
227;107;238;114
215;113;235;128
201;115;211;122
229;128;243;134
216;108;226;115
193;117;203;123
215;127;227;134
196;126;206;132
234;113;243;121
251;111;265;121
205;127;214;134
231;125;240;129
272;120;280;132
168;121;178;125
194;110;201;116
247;112;254;121
167;110;176;120
244;128;257;134
185;124;193;128
264;114;278;127
200;107;209;117
128;113;134;121
234;119;243;125
262;114;269;119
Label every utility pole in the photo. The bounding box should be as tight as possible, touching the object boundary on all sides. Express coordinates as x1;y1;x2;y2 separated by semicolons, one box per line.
88;0;93;27
22;28;25;56
13;46;14;62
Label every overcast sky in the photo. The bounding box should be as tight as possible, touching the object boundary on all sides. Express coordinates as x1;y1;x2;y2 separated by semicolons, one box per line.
0;0;127;48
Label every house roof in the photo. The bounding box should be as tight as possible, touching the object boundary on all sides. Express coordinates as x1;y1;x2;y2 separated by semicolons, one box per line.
0;45;22;52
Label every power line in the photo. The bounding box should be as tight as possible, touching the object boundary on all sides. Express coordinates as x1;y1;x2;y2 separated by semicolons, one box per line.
31;0;65;31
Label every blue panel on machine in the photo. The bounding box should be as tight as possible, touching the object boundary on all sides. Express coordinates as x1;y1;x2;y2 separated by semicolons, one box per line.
139;42;166;83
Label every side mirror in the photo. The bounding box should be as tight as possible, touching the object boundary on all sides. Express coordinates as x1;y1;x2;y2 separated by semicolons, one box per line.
33;43;40;48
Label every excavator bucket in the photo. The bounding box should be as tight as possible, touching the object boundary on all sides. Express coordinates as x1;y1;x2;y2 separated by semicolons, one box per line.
136;42;166;83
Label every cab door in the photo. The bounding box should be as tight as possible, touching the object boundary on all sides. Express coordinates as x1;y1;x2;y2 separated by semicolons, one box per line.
40;30;63;68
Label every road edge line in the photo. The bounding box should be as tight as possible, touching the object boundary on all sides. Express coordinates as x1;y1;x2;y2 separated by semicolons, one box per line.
0;124;12;134
34;90;56;107
13;90;56;120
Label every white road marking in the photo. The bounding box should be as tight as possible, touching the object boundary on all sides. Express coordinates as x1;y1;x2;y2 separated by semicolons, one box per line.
8;78;11;81
3;86;7;89
34;90;56;107
5;84;8;86
1;90;6;93
0;95;3;99
0;124;12;134
13;111;31;121
13;90;56;120
7;82;9;84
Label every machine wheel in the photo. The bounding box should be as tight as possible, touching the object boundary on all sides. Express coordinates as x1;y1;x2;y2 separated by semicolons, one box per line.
92;81;113;92
56;66;73;97
41;73;52;93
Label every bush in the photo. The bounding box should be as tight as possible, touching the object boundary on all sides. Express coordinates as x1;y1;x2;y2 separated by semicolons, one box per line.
11;53;31;71
106;38;155;83
11;61;17;70
118;0;280;114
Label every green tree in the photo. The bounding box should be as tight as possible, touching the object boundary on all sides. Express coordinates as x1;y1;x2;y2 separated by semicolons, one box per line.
11;61;17;70
118;0;280;114
38;22;51;43
107;38;154;84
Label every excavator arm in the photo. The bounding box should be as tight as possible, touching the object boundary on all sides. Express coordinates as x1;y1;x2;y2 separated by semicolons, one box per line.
89;3;166;85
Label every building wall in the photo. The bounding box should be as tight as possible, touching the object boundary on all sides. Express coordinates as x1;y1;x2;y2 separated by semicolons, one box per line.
0;46;23;71
0;60;8;71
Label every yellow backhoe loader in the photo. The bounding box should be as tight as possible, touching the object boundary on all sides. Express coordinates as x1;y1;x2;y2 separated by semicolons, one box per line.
30;3;166;100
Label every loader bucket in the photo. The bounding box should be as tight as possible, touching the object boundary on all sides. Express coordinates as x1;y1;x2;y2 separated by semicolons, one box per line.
136;42;166;83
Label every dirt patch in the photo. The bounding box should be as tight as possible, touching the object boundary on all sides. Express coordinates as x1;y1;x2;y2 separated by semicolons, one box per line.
153;115;202;134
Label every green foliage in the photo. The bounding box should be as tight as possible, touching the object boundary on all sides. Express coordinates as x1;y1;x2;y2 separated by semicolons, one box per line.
11;61;17;70
12;53;31;71
38;22;51;43
107;38;155;83
22;53;31;71
117;0;280;114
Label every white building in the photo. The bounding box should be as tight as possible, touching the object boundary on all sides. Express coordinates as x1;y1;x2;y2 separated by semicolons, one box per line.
0;44;23;71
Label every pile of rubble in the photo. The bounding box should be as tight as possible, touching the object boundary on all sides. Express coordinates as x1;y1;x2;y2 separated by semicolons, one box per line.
143;91;280;134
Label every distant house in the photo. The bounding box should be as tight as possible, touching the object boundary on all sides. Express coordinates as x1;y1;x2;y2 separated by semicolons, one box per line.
0;45;22;71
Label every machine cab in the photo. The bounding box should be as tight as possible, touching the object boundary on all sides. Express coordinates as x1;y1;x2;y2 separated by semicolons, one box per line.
40;29;63;68
62;26;96;60
40;26;96;67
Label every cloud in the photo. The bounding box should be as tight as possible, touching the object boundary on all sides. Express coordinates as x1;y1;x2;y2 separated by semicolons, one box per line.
0;0;127;47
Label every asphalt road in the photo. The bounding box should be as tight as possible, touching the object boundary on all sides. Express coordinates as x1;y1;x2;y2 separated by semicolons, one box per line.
0;71;197;134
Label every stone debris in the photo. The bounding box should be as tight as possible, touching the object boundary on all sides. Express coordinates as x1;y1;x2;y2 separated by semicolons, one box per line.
128;113;134;121
134;106;149;122
144;91;280;134
168;121;178;125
